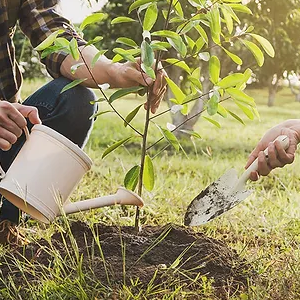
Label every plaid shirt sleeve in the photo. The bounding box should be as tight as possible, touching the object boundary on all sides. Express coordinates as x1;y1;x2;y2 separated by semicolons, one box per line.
18;0;86;78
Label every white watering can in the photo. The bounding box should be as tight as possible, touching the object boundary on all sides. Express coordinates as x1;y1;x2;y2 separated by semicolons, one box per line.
0;124;144;224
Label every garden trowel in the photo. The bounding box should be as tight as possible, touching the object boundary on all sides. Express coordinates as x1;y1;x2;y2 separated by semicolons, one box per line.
184;135;290;226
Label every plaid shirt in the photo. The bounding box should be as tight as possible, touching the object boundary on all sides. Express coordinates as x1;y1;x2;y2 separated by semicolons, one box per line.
0;0;85;102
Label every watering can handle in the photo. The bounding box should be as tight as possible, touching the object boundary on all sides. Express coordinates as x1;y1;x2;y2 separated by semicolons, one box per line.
0;126;30;179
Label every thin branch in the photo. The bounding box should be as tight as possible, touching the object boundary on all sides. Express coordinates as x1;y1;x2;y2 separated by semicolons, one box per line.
146;96;230;151
79;49;144;137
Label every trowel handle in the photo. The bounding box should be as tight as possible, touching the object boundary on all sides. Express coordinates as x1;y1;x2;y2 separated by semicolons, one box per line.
239;135;290;183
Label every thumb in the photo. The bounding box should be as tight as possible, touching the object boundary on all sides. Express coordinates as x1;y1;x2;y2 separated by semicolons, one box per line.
245;147;261;169
16;104;41;125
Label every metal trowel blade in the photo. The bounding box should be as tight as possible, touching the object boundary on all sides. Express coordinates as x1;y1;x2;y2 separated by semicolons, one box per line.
184;169;253;226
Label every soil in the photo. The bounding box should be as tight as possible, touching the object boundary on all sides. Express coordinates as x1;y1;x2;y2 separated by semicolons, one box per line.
0;221;253;297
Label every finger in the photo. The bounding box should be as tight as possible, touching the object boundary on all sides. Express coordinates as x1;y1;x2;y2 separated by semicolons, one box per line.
0;117;23;138
16;104;41;125
152;70;164;95
249;171;259;181
6;105;27;129
0;127;18;148
245;141;265;169
0;138;12;151
150;86;166;114
274;140;295;165
257;151;272;176
266;142;283;169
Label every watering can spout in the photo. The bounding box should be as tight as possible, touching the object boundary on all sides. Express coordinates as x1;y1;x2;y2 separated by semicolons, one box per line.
62;187;144;215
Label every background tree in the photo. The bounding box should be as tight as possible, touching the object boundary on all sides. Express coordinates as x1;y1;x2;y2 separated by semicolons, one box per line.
245;0;300;106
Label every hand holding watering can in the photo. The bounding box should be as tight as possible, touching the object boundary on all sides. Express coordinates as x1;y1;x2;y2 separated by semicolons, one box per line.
0;106;143;224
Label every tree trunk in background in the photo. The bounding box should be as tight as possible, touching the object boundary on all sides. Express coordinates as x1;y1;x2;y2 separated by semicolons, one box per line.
288;78;300;102
165;52;213;138
267;74;279;107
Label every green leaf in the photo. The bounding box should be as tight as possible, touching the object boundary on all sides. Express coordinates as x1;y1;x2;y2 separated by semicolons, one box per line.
165;77;185;104
124;104;143;127
165;58;191;74
221;4;240;24
158;126;180;152
167;37;187;58
195;37;205;52
109;86;145;103
185;35;196;51
112;48;136;63
177;20;199;35
90;110;113;119
217;104;228;118
207;94;219;116
222;47;243;65
217;73;245;89
34;29;65;51
209;56;220;84
226;87;256;106
143;3;158;31
40;45;65;59
91;50;107;68
202;116;221;128
167;0;184;17
112;48;141;62
143;155;155;191
235;101;254;120
188;76;203;92
85;36;103;46
210;6;221;43
194;25;208;44
80;13;107;30
116;37;138;48
124;165;140;191
69;38;80;61
60;78;87;94
179;130;201;139
228;110;245;125
141;40;155;79
152;31;188;56
141;64;156;79
141;40;154;67
54;37;69;48
152;30;181;40
221;7;233;34
111;17;136;25
229;4;252;14
242;40;264;67
249;33;275;57
102;137;132;159
150;41;171;51
129;0;156;13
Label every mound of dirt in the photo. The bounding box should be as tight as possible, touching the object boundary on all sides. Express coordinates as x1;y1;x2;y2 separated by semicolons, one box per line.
0;221;252;296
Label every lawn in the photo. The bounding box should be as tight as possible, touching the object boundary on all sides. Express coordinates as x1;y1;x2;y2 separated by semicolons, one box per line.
1;81;300;299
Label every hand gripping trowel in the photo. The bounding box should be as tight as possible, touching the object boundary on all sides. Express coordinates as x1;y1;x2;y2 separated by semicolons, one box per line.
184;135;290;226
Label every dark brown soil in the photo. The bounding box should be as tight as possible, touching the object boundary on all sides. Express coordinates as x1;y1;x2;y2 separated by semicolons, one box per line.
0;221;252;297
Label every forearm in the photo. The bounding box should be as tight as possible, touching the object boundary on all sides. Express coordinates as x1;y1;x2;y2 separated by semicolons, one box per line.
60;45;118;88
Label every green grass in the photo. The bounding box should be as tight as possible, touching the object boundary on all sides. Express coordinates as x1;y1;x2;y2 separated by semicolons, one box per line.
3;81;300;299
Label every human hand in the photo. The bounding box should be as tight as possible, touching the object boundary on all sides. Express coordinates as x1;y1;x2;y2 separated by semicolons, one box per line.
107;59;167;114
245;120;300;181
0;102;41;151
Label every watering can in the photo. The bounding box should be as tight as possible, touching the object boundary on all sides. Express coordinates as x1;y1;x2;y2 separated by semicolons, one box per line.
0;124;143;224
